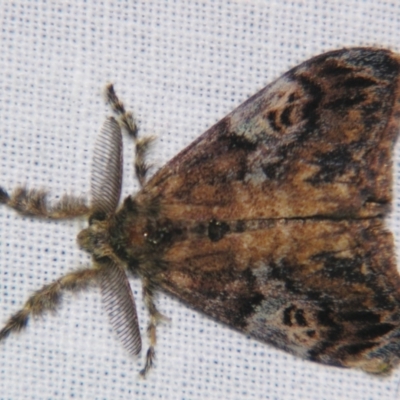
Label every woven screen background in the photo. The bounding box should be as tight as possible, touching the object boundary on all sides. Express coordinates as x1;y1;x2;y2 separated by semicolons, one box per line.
1;1;400;399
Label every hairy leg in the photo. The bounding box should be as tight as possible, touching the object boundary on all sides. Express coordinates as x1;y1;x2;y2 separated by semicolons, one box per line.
0;187;89;219
105;84;154;187
0;268;100;341
139;278;169;377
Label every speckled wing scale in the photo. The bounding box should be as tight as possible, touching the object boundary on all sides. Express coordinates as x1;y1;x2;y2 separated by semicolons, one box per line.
2;48;400;376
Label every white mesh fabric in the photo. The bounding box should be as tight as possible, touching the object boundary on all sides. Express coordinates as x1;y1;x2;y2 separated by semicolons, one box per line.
1;1;400;399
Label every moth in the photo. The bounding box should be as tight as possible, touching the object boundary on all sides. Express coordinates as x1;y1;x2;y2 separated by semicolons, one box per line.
1;47;400;377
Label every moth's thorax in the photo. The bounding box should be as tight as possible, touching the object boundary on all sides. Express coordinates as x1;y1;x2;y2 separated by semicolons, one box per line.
106;195;171;266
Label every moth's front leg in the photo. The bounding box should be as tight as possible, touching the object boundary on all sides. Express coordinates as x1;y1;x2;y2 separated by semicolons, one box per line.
105;84;154;187
0;186;89;219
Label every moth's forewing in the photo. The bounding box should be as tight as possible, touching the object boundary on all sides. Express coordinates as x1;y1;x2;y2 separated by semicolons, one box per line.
160;219;400;373
117;48;400;374
144;48;400;221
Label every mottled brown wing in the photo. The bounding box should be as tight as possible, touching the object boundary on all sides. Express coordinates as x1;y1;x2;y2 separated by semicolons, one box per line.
141;48;400;221
158;218;400;374
120;48;400;375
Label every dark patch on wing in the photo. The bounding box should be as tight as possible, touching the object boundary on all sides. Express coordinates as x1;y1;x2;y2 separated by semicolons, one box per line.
262;162;284;180
226;132;258;151
325;93;368;111
356;323;395;340
268;260;302;294
267;110;280;132
305;290;323;301
340;311;381;323
231;291;265;329
216;118;257;152
340;76;378;89
283;305;308;327
307;146;355;185
295;309;308;327
235;220;246;233
280;104;294;127
339;342;377;356
230;268;265;328
316;306;337;328
208;219;230;242
316;253;366;283
185;267;265;329
296;74;324;137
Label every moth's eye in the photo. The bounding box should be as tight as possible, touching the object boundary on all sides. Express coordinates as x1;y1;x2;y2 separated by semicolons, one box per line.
89;211;108;225
93;255;111;265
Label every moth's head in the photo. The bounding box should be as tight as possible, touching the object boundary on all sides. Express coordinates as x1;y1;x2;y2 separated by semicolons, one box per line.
77;217;113;259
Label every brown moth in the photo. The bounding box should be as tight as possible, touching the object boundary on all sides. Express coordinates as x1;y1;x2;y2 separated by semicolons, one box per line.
1;47;400;376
